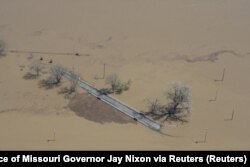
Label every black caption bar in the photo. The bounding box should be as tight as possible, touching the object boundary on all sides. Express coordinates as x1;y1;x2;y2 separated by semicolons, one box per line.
0;151;249;167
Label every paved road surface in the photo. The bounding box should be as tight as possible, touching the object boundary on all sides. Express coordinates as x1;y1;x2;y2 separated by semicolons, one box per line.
63;71;162;131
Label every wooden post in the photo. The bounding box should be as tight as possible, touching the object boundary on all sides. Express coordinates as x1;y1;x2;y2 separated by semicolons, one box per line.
231;110;235;121
53;128;56;141
224;107;235;121
195;129;208;144
204;129;208;143
221;68;226;82
214;90;218;101
215;68;226;82
103;63;106;79
72;64;75;73
209;90;218;102
47;128;56;142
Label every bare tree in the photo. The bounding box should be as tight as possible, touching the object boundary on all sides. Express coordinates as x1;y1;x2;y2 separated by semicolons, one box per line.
145;99;165;119
0;40;6;57
163;82;191;122
123;79;132;91
49;64;65;84
105;74;132;94
29;60;44;76
146;82;191;123
58;72;79;98
69;73;78;93
106;74;120;93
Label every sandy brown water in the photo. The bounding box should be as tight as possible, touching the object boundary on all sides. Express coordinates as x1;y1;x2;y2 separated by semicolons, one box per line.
0;0;250;150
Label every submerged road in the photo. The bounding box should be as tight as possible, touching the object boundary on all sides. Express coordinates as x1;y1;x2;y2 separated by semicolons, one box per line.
63;71;162;131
